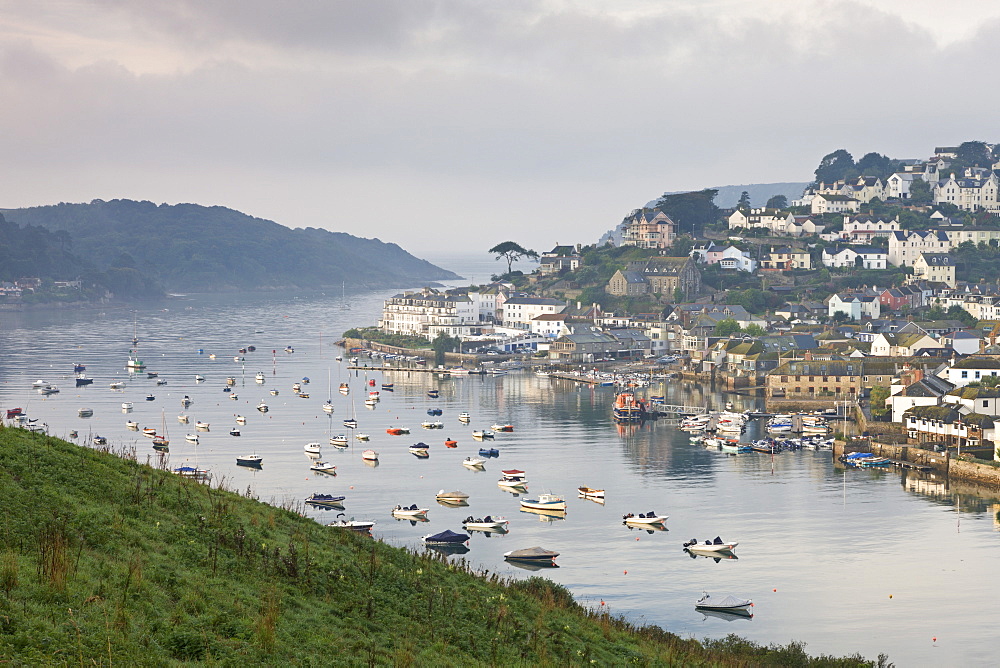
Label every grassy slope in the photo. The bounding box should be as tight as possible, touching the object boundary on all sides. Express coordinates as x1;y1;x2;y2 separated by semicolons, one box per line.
0;427;883;666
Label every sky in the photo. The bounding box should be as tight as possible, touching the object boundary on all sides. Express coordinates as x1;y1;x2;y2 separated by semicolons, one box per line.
1;1;999;257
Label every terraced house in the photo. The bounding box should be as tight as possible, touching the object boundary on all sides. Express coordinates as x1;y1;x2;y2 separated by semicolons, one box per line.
765;359;898;399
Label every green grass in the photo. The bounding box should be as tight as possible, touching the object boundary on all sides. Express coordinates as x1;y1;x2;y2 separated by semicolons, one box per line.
0;426;889;666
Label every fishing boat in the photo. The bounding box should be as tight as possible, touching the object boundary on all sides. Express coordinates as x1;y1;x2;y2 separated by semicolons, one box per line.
683;537;738;554
310;461;337;474
329;434;349;447
121;401;134;410
75;375;94;387
305;493;345;508
5;407;23;418
503;547;559;564
463;457;486;468
623;512;668;526
421;529;469;545
498;470;527;489
361;449;379;461
577;486;605;500
695;592;753;616
195;421;210;431
435;490;470;503
462;515;509;531
613;390;646;422
256;401;269;413
236;454;262;468
304;442;322;454
520;493;566;511
392;505;428;519
184;434;199;443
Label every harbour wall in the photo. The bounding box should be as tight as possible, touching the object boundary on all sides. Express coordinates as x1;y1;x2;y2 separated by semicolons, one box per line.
835;440;1000;488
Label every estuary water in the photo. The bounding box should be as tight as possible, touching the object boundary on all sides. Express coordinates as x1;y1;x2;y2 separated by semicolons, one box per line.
1;275;999;667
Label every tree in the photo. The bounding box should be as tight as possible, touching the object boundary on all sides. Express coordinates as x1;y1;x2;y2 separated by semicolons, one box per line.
432;332;460;366
856;152;895;180
814;149;855;185
653;189;720;237
737;191;751;209
488;241;539;275
870;385;891;418
765;195;788;210
713;318;742;337
956;141;991;168
908;177;932;205
743;323;765;337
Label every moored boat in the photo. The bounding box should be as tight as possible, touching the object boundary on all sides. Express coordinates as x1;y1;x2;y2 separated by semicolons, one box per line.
305;493;345;508
623;512;668;526
577;486;605;500
361;449;379;461
236;454;263;468
310;461;337;474
304;442;322;454
520;493;565;511
462;515;509;531
421;529;469;545
683;537;738;554
463;457;486;468
392;504;428;519
695;592;753;616
435;489;469;502
503;546;559;564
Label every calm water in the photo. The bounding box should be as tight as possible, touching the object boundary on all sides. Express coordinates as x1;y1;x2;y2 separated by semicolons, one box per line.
2;279;999;667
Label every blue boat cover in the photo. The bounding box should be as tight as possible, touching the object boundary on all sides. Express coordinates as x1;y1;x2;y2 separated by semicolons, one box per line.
426;529;469;543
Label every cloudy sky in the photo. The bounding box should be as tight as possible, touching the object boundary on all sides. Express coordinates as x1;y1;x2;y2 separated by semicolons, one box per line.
1;1;998;257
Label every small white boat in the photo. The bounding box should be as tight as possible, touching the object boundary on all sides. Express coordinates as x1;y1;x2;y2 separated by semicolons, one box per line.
270;389;279;396
361;449;379;461
310;461;337;474
256;401;269;413
364;397;378;406
180;396;192;406
322;401;334;413
121;402;134;410
109;381;126;390
463;457;486;468
229;428;241;436
77;408;94;417
462;516;508;531
578;486;605;500
520;493;566;511
185;434;199;443
195;421;210;431
392;505;428;518
194;375;205;382
125;420;139;430
235;415;246;424
37;385;60;395
472;430;495;440
458;412;471;422
623;513;668;526
304;442;322;454
329;435;349;446
684;538;738;554
695;592;753;615
292;383;301;392
174;466;210;480
177;414;190;423
31;379;48;388
435;490;469;502
236;454;262;468
327;519;375;532
255;372;266;383
355;433;370;441
142;427;157;437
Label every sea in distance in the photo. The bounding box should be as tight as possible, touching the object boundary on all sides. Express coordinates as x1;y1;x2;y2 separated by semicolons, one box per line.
1;253;999;667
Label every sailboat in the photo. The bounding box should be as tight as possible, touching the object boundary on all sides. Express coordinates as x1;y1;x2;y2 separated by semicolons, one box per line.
341;281;350;310
126;313;145;370
343;389;358;428
152;410;169;450
323;368;334;413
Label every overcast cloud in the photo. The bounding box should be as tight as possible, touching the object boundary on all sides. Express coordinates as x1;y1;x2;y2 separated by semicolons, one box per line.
1;1;998;255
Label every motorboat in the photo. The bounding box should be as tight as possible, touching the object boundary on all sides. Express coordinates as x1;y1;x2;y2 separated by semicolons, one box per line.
270;389;279;396
498;470;527;489
305;493;345;508
142;427;157;437
184;434;199;443
577;486;605;500
490;424;514;432
683;537;738;554
230;393;239;401
298;392;310;399
623;512;668;526
177;414;189;423
323;401;334;413
339;383;350;395
285;346;294;354
180;396;193;407
426;408;443;416
478;447;499;457
227;377;237;386
421;421;444;429
194;375;205;382
235;415;247;424
355;433;370;441
408;442;430;454
73;363;86;373
520;493;566;511
472;430;495;440
304;442;322;454
255;371;265;383
381;383;394;390
146;371;158;379
92;435;107;446
386;427;406;436
421;529;469;545
330;435;349;447
31;379;48;388
156;379;167;386
310;461;337;474
229;428;241;436
37;385;60;395
75;375;94;387
236;454;263;468
462;515;509;531
145;394;155;402
121;402;134;410
256;401;269;413
126;420;139;430
435;490;470;503
327;519;375;532
463;457;486;468
503;546;559;565
392;505;428;519
361;449;379;461
77;408;94;417
458;412;471;422
426;389;439;398
444;439;458;448
695;592;753;616
343;418;358;428
110;381;126;390
195;421;210;431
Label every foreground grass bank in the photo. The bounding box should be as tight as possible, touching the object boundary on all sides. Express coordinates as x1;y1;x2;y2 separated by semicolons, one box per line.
0;426;888;666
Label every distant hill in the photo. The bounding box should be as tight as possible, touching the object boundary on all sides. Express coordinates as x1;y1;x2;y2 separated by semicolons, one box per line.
0;200;459;292
648;182;809;210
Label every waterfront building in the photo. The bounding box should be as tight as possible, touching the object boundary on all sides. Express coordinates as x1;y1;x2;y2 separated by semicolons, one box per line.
903;405;995;450
379;288;476;337
502;297;567;331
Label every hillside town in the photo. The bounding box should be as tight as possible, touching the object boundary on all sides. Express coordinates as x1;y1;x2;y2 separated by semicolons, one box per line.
371;142;1000;461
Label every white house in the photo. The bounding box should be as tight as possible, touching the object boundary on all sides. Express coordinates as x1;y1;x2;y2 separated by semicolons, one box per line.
811;194;860;215
828;293;881;320
911;253;956;289
942;357;1000;388
727;208;794;233
502;297;566;330
530;312;569;338
839;215;899;242
887;230;950;267
871;332;943;357
886;172;921;200
942;330;982;356
821;246;888;269
934;170;1000;212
